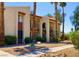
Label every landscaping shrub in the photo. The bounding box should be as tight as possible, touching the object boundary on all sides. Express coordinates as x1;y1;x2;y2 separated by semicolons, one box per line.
64;34;70;40
71;30;79;49
25;37;33;44
60;34;70;41
53;38;59;42
5;35;16;45
35;36;46;42
57;38;62;42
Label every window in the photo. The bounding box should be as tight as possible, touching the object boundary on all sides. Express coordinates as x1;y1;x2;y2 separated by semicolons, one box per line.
18;15;24;22
18;12;25;22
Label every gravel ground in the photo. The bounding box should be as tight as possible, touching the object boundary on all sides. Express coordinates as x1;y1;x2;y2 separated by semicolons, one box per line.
39;47;79;57
0;43;65;56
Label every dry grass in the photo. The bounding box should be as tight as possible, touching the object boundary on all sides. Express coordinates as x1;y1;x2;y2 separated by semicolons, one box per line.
39;47;79;57
35;43;65;48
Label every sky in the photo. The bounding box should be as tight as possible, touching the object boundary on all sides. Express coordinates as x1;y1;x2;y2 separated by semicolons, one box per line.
4;2;79;33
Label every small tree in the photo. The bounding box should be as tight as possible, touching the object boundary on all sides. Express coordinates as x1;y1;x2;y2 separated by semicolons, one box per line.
71;30;79;50
70;6;79;31
71;31;79;56
46;13;52;16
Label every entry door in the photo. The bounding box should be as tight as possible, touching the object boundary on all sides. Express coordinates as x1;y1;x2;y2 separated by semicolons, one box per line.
18;14;24;44
18;22;23;44
42;23;46;39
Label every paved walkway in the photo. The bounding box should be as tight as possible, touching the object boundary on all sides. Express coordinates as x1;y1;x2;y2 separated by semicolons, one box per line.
0;44;74;57
0;50;14;56
24;44;74;57
49;44;74;52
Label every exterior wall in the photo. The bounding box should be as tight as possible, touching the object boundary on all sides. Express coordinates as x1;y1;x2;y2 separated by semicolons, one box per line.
50;20;56;33
4;6;30;43
40;17;50;42
40;16;60;42
49;20;60;38
30;15;41;37
4;6;60;43
4;7;16;36
52;21;60;38
57;22;60;37
50;20;56;40
0;2;5;45
50;19;60;42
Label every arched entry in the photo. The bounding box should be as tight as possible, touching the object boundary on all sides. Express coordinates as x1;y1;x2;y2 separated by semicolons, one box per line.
42;23;46;40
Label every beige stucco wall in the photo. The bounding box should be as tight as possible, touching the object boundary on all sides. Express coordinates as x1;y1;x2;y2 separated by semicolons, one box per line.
4;7;16;36
4;6;30;42
40;16;60;42
40;16;50;42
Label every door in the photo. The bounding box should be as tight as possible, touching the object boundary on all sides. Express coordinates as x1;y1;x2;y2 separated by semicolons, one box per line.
18;13;24;44
18;22;23;44
42;23;46;41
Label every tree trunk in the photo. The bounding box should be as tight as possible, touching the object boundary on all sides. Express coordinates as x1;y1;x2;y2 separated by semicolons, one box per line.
0;2;5;45
54;3;58;40
32;2;36;42
62;7;65;39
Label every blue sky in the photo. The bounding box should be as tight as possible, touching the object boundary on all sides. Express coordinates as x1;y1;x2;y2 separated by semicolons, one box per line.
4;2;79;33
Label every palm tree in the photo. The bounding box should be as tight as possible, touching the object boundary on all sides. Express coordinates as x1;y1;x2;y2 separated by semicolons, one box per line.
31;2;36;38
56;10;62;38
57;10;62;24
0;2;4;45
33;2;36;20
51;2;58;40
60;2;66;39
32;2;36;45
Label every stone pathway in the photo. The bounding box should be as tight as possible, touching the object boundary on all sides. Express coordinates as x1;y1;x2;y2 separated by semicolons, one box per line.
0;44;74;57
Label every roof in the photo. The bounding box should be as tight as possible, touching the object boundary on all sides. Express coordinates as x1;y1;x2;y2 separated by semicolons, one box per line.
49;16;60;24
4;6;30;8
30;14;42;18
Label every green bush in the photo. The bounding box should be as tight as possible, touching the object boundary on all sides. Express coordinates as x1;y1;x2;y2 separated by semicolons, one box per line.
5;36;16;45
53;38;59;42
57;38;62;42
71;31;79;49
25;37;33;44
60;34;70;41
35;36;46;42
64;34;70;40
